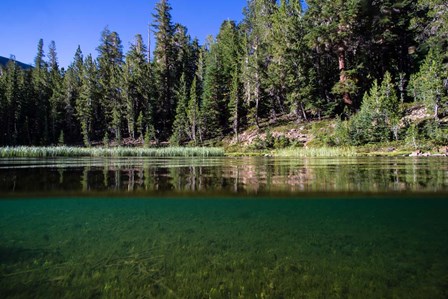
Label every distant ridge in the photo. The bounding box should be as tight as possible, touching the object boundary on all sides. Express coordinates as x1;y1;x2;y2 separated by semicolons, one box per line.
0;56;33;70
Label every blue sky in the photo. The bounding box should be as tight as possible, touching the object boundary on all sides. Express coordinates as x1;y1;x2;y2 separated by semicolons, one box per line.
1;0;247;68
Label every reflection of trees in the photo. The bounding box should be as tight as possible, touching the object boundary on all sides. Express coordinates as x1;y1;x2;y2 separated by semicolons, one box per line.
0;157;447;195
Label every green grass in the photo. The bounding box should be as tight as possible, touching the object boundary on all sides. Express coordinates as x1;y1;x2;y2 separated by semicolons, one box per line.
274;146;358;157
0;146;225;158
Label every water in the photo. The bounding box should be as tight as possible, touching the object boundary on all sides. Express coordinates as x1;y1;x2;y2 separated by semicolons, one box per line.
0;156;447;196
0;157;447;298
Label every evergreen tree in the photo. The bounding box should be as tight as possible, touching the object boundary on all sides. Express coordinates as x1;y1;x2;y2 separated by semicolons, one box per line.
2;60;22;145
97;27;124;143
228;68;241;141
241;0;277;127
305;0;367;106
201;37;222;139
187;76;200;144
418;0;448;51
215;20;242;132
0;68;5;144
347;71;401;144
76;55;97;146
152;0;177;140
170;72;189;145
408;50;447;120
32;39;51;144
47;41;64;144
123;34;152;140
62;46;84;143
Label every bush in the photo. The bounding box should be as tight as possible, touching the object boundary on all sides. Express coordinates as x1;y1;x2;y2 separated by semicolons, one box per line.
274;136;290;149
423;120;448;145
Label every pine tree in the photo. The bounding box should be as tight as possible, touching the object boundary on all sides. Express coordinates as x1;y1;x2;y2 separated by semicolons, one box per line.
32;39;51;144
0;68;5;145
418;0;448;51
228;68;241;141
305;0;367;106
187;77;200;144
201;37;222;139
170;73;189;145
47;41;64;144
241;0;277;127
215;20;242;132
2;60;22;145
62;46;84;143
97;27;124;143
123;34;152;140
152;0;177;140
348;71;401;144
77;55;97;146
408;50;447;120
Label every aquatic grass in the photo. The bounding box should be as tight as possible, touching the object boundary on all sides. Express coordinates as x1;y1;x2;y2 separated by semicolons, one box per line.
274;146;358;157
0;146;225;158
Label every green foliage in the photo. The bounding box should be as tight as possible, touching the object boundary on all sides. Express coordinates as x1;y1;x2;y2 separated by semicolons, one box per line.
103;132;109;147
171;73;189;145
144;129;155;148
423;120;448;145
76;54;96;146
408;49;447;119
339;72;401;145
58;130;64;146
187;77;200;144
152;0;177;140
273;135;290;149
264;128;274;149
97;27;124;141
404;123;420;149
123;34;151;140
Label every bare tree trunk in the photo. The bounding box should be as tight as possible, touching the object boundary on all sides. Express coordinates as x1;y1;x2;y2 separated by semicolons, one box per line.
338;49;352;105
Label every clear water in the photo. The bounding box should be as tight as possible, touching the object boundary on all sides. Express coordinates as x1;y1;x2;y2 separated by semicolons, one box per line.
0;157;447;298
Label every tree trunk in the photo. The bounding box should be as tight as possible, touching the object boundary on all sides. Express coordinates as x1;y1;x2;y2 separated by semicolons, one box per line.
338;49;352;105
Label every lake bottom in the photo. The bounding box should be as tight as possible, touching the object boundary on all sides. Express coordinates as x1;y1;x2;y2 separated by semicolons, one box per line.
1;197;447;298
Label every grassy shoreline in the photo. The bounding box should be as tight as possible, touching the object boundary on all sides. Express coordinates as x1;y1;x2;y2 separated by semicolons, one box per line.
0;145;437;158
0;146;225;158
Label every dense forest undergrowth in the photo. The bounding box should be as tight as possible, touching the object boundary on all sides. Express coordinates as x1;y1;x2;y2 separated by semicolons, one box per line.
0;0;447;154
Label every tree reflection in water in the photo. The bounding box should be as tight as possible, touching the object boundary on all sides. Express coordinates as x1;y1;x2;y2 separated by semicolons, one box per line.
0;157;447;196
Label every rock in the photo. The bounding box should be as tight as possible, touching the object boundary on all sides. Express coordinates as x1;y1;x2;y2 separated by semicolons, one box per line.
439;146;448;155
409;150;421;157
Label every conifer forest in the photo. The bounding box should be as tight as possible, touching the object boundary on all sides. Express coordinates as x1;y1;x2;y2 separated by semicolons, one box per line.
0;0;447;148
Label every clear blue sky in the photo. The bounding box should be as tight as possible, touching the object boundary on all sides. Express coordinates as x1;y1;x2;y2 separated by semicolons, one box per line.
1;0;247;68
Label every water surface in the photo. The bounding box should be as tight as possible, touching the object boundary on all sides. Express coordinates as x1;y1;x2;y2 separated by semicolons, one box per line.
1;156;447;196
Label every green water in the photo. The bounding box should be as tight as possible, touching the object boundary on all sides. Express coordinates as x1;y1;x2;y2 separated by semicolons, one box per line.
1;157;448;298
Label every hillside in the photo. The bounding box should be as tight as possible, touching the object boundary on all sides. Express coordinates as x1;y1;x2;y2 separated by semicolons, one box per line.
223;104;448;156
0;56;33;70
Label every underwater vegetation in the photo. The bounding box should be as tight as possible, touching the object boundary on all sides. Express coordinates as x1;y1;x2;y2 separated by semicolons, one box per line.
0;198;447;298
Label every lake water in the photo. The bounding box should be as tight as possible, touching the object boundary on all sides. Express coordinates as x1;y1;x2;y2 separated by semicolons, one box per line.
0;157;447;298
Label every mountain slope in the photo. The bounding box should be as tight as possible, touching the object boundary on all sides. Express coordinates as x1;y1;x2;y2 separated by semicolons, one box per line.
0;56;33;70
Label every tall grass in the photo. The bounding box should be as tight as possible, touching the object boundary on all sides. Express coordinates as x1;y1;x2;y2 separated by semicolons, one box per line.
0;146;225;158
274;146;358;157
